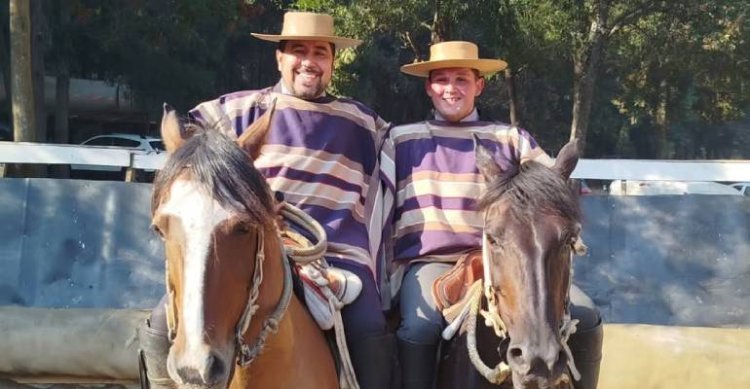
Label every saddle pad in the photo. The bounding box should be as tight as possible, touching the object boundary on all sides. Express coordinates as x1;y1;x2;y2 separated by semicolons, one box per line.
432;250;484;312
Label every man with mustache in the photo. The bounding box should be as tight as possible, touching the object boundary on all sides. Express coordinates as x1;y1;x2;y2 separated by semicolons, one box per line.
138;12;394;389
382;41;603;389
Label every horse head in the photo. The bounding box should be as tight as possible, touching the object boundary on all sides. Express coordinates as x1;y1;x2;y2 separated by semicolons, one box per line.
151;103;279;388
475;137;584;389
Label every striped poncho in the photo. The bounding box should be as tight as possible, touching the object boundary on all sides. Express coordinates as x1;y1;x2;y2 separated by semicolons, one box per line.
189;82;390;281
380;118;552;294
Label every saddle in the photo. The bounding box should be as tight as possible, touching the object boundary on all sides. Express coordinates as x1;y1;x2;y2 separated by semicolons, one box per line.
432;250;484;313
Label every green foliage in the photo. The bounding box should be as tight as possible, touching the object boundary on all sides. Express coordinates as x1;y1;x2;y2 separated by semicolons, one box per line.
8;0;746;158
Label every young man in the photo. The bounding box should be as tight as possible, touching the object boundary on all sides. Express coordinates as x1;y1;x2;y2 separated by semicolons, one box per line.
381;41;603;388
138;12;394;389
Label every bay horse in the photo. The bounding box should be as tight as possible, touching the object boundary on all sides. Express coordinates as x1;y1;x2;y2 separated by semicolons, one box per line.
151;105;338;389
437;139;585;389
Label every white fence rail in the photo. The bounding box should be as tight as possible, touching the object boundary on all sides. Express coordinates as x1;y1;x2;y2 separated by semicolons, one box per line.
2;141;750;182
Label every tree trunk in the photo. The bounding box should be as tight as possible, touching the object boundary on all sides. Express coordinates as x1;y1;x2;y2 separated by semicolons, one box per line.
504;68;520;127
10;0;35;143
431;5;450;43
31;0;46;143
569;1;608;156
654;78;669;158
0;11;12;122
53;0;71;145
54;74;69;144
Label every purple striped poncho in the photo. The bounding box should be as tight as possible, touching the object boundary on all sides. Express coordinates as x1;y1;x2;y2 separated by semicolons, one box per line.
380;119;551;293
189;83;390;281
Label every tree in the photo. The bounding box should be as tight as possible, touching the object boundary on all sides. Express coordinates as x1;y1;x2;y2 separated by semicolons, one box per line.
607;0;750;158
9;0;35;143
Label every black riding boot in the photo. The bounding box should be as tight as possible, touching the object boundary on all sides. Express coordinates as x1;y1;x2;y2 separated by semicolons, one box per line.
397;338;438;389
568;320;603;389
137;319;174;389
349;333;396;389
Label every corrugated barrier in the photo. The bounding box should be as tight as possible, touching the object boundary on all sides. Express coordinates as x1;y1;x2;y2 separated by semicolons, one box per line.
1;178;749;386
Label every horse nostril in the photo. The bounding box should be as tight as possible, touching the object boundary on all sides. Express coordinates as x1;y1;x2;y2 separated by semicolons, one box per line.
176;367;203;385
553;349;568;372
205;353;227;385
508;346;528;371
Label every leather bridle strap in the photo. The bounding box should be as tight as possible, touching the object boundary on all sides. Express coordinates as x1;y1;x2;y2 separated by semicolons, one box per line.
235;229;293;367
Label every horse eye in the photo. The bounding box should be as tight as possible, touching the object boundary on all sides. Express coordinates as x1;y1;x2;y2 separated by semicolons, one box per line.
233;222;252;235
486;234;499;247
151;224;165;239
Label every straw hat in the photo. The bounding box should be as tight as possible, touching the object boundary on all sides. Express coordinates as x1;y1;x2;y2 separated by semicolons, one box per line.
251;12;362;49
401;41;507;77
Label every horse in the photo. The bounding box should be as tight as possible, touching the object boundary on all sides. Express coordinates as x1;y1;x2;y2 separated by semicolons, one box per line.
436;139;584;389
150;105;338;389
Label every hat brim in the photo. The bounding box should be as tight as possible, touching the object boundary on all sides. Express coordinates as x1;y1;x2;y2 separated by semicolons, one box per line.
400;59;508;77
251;33;362;49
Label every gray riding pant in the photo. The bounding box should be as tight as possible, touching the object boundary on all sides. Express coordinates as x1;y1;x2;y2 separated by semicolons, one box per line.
397;262;600;346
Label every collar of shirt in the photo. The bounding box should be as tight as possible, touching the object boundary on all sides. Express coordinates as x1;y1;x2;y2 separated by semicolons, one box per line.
434;108;479;122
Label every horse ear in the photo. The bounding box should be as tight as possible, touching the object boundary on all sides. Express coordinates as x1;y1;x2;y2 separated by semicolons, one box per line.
238;98;277;160
553;140;580;180
161;103;186;153
474;134;503;180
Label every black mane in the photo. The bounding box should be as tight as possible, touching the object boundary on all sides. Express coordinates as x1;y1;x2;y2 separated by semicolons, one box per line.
152;125;274;224
478;161;580;223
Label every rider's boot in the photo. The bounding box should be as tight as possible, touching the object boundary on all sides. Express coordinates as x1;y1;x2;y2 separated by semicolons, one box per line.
137;319;174;389
568;320;603;389
397;338;438;389
349;333;396;389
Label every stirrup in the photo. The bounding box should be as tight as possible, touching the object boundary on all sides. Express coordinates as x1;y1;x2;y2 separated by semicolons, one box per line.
326;268;362;305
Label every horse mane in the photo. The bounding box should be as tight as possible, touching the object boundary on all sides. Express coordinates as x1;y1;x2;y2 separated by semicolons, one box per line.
151;124;274;224
478;161;580;224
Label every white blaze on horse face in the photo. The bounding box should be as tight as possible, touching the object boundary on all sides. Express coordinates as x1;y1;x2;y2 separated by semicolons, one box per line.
161;178;233;353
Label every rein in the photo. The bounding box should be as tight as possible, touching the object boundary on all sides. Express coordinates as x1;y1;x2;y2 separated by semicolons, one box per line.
235;228;293;366
235;202;328;366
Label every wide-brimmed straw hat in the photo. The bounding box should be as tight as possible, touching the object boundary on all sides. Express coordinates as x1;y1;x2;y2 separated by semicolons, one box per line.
251;12;362;49
401;41;507;77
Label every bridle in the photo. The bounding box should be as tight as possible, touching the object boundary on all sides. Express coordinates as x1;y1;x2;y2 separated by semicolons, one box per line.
464;211;585;385
163;202;326;368
164;226;293;367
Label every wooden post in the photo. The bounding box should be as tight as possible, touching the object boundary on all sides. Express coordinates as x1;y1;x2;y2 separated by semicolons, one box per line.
124;152;136;182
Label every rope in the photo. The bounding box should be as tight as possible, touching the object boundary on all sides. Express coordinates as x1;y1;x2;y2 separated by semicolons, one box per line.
332;300;359;389
465;281;511;385
560;251;581;381
279;203;327;264
278;203;359;387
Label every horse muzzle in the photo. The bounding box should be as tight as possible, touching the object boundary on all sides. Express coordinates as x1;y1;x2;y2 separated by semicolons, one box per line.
167;346;233;389
507;338;569;389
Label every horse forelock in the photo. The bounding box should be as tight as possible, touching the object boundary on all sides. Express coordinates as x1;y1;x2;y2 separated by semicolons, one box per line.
479;161;580;226
152;126;274;226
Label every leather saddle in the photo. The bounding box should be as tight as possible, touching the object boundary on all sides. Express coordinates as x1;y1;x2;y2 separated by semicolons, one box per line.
432;250;484;313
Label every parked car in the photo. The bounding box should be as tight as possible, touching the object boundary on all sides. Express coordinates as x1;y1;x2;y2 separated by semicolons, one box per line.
579;179;593;195
609;180;742;196
729;183;750;196
79;133;163;154
71;133;163;180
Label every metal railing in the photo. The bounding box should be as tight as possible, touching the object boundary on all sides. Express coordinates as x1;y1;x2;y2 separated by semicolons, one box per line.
2;140;750;182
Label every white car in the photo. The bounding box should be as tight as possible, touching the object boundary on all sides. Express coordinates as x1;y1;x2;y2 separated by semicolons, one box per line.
71;133;163;178
729;183;750;196
609;180;742;196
